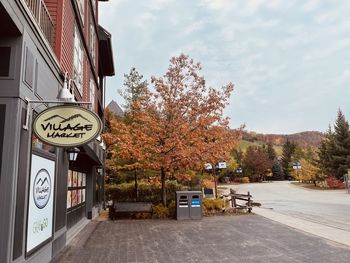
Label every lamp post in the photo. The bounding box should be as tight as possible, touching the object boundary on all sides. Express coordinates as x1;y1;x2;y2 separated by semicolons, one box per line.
205;162;226;198
213;164;218;198
236;167;243;176
292;161;301;181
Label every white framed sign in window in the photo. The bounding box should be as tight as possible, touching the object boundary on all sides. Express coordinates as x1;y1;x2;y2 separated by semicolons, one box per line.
26;154;55;254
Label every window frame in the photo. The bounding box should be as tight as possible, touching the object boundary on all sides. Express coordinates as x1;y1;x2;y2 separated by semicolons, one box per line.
90;22;96;66
73;26;84;95
76;0;85;25
89;77;95;111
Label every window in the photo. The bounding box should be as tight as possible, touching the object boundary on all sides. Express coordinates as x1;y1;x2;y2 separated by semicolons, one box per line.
90;23;96;65
94;169;102;205
67;170;86;209
73;27;83;95
0;47;11;77
89;78;95;111
76;0;85;24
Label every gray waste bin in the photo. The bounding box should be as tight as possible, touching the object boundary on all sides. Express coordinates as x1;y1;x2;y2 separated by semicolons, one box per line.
176;191;202;220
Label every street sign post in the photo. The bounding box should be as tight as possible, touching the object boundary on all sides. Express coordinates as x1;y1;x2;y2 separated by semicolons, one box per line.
292;161;302;180
204;161;227;198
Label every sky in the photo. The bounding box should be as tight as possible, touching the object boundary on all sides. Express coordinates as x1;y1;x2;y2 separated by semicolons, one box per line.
99;0;350;134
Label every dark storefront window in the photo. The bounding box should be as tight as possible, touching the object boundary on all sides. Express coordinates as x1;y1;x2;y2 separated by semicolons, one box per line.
0;47;11;77
94;168;102;205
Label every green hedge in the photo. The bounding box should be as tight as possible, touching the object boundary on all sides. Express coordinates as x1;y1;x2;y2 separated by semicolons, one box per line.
105;180;183;204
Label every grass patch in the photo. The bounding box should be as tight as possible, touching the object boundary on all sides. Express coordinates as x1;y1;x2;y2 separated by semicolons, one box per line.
239;140;283;156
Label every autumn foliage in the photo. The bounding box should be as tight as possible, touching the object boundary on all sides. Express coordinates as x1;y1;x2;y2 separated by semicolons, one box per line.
103;54;239;205
243;145;272;182
290;158;319;182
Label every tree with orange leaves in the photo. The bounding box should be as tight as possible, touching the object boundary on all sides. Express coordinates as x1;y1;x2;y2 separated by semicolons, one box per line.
103;68;150;200
105;54;239;205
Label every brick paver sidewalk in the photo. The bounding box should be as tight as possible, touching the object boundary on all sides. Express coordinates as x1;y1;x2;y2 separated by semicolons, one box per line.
56;215;350;263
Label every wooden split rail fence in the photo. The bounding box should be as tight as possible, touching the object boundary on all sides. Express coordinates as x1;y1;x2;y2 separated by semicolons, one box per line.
222;189;253;213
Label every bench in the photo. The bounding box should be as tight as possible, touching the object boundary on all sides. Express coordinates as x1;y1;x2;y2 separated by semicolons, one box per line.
109;202;153;219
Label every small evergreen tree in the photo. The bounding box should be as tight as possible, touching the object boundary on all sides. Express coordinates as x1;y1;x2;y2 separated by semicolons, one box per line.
281;140;296;180
317;126;334;177
318;110;350;179
272;158;284;180
266;142;276;160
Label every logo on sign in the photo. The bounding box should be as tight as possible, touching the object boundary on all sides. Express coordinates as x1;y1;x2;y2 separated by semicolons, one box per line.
33;105;102;147
33;169;51;209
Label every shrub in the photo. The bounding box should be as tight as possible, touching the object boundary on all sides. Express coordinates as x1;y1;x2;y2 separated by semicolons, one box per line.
242;177;250;183
152;204;170;219
326;176;344;189
168;200;176;218
202;198;225;212
105;180;183;204
233;177;242;183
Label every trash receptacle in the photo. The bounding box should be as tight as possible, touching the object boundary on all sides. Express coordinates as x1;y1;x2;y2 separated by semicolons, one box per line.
176;191;202;220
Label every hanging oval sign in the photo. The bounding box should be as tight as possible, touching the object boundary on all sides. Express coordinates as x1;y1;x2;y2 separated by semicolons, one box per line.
33;105;102;147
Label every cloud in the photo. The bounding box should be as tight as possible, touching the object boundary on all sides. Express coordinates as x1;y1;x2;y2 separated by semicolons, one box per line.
303;38;350;62
149;0;171;10
302;0;320;12
202;0;294;16
134;12;157;29
203;0;231;10
99;0;350;133
182;20;206;36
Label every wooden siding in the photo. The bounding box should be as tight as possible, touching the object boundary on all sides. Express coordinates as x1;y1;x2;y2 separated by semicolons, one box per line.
60;0;74;79
44;0;58;49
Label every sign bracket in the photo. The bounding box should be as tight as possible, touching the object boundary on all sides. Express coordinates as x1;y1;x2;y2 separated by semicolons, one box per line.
23;97;92;130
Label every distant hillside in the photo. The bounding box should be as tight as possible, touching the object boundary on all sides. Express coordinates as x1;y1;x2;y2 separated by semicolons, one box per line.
242;131;324;148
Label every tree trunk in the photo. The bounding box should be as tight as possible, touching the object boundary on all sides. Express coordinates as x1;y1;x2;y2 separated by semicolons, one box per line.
161;167;166;206
134;169;139;202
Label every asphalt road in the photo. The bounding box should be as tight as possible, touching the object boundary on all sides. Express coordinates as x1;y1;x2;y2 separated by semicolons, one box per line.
221;181;350;232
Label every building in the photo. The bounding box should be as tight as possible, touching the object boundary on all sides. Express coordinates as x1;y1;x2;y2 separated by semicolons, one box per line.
106;100;124;117
0;0;114;262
